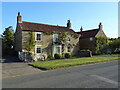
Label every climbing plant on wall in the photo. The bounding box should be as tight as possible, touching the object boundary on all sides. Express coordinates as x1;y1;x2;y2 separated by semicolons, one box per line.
95;36;107;54
58;32;67;43
24;32;36;52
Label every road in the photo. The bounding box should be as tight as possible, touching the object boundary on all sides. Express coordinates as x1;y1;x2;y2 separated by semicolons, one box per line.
2;61;118;88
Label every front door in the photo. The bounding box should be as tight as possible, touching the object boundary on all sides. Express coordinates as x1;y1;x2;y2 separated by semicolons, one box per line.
53;45;62;55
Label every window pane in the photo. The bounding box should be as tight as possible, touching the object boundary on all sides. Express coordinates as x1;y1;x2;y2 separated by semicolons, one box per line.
68;37;70;41
37;34;41;40
68;47;71;52
36;46;41;53
53;34;58;42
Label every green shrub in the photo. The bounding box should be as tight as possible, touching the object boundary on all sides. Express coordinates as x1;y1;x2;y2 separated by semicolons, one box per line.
47;54;54;60
70;53;73;57
60;54;65;59
64;53;71;58
54;53;61;59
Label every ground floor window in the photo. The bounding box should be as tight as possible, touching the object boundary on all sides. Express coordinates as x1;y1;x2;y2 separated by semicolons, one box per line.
36;45;42;53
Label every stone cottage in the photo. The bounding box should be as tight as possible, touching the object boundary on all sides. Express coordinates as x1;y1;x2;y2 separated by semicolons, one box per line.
14;12;107;61
14;12;80;61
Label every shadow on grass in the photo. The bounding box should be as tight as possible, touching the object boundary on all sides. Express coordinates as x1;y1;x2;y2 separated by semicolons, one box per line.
28;64;47;71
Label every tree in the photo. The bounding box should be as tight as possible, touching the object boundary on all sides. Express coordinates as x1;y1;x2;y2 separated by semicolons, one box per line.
100;38;120;54
108;38;120;53
2;26;14;54
95;37;108;54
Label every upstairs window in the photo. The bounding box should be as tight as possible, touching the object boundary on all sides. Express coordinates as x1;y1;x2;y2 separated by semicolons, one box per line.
67;35;71;41
36;32;42;41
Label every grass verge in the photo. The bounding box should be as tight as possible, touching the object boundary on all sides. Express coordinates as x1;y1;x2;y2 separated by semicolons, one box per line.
28;57;118;70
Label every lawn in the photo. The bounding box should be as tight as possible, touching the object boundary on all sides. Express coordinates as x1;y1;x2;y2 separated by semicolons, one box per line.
28;57;118;70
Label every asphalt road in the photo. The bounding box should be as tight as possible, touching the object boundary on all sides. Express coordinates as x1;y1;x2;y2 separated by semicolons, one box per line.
2;61;118;88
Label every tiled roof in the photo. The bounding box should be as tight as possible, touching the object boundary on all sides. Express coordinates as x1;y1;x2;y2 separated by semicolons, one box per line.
19;21;75;33
77;29;99;38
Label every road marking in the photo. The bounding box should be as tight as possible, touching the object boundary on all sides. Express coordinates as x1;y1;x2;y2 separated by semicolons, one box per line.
91;75;118;86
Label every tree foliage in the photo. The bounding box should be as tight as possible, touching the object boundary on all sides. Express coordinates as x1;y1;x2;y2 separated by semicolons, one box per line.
99;38;120;54
2;26;14;53
95;37;108;54
108;38;120;49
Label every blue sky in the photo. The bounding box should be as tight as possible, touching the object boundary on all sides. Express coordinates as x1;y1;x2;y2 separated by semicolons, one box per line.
2;2;118;38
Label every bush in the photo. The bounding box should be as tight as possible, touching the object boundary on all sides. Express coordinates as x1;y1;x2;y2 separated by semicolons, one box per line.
60;54;65;59
64;53;71;58
54;53;61;59
47;55;54;60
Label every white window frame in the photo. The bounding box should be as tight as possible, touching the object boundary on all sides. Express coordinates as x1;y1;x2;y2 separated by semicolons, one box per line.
53;34;58;42
35;45;42;54
67;46;71;52
35;32;42;41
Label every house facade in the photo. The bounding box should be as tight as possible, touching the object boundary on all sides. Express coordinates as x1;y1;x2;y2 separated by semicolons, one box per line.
14;12;107;61
14;12;80;61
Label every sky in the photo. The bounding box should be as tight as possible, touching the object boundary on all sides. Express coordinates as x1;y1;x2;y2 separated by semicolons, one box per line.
1;2;118;38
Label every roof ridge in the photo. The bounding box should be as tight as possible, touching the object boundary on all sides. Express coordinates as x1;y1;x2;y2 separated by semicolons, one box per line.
22;21;66;28
82;28;99;32
76;29;99;33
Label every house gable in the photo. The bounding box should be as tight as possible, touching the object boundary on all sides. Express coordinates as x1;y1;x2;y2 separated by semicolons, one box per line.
95;30;107;38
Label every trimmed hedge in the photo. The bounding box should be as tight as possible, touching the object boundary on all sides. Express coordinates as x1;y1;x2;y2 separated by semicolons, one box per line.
54;53;61;59
47;54;54;60
64;53;71;58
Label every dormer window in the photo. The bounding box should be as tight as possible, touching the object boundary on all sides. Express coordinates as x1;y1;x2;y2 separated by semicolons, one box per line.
67;35;71;41
35;32;42;41
53;34;58;42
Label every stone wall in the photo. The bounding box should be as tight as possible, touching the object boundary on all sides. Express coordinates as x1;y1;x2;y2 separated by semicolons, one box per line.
79;50;92;57
14;24;22;52
70;37;80;55
22;31;53;55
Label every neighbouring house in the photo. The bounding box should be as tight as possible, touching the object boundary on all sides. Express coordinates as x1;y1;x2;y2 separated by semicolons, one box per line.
77;22;107;54
14;12;80;61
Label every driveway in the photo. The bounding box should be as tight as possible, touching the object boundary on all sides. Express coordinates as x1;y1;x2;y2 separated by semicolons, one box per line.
2;55;42;78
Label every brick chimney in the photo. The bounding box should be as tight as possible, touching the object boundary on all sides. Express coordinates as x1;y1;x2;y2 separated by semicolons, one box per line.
67;20;71;29
98;22;102;30
17;12;22;23
80;26;83;38
80;26;83;32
